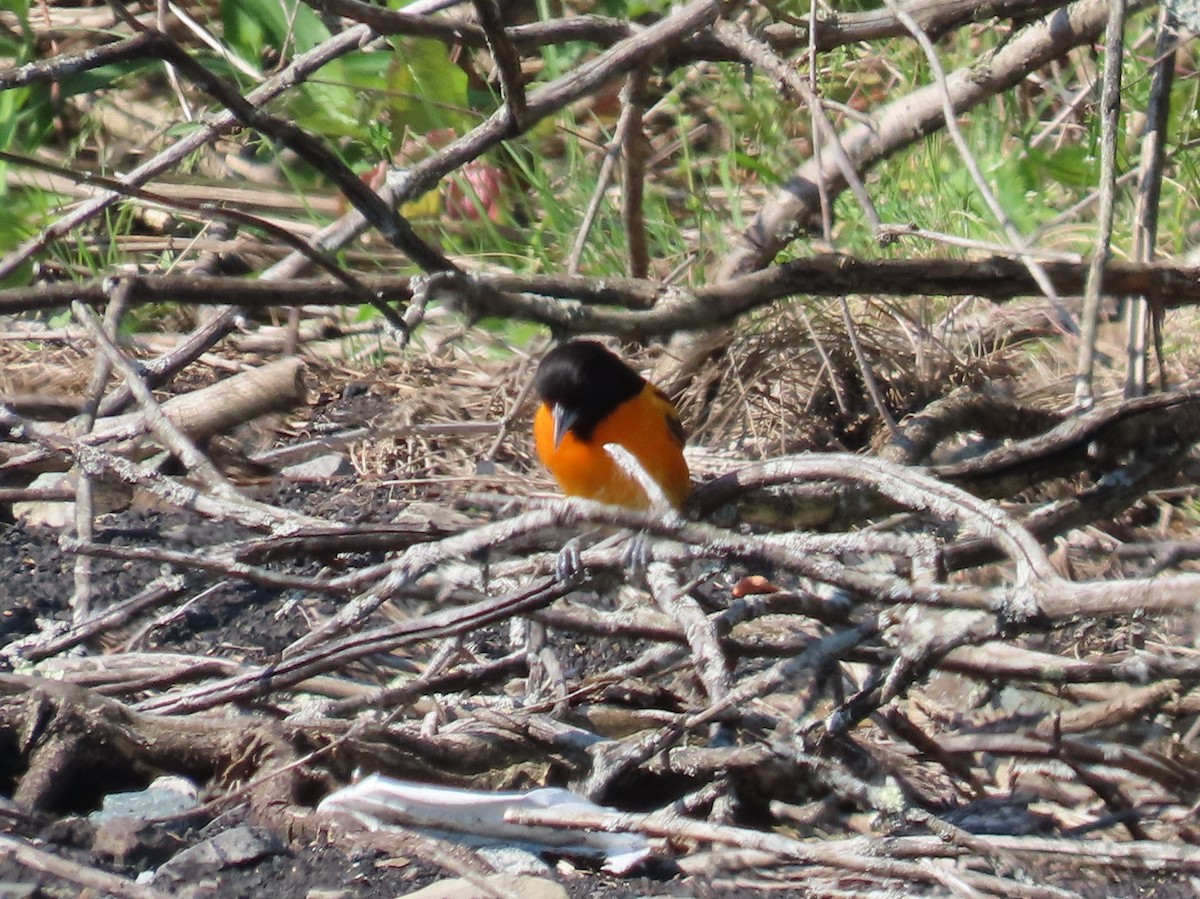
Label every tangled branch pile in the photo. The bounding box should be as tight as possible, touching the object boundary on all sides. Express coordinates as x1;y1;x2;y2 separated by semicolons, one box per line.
1;338;1200;897
4;0;1200;896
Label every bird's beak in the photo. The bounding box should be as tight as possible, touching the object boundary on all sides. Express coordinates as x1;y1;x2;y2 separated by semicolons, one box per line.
551;403;578;449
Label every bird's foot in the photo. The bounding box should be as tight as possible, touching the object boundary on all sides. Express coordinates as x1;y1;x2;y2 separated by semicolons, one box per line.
555;535;586;584
622;530;652;585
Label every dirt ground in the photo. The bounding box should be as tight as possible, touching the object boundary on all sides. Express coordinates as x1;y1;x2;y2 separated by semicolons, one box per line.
0;357;726;898
4;333;1200;898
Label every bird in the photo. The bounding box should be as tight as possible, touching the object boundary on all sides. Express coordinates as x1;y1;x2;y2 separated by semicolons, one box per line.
532;340;691;510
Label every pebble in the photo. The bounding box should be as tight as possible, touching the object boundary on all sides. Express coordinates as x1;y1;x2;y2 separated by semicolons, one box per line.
153;825;285;886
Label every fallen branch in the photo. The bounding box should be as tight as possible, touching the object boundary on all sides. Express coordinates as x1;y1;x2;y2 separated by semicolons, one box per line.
4;257;1199;337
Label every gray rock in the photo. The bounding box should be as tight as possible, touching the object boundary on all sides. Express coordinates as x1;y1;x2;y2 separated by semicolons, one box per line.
474;846;553;877
281;453;352;480
0;884;40;899
154;825;285;885
89;776;199;826
92;817;185;868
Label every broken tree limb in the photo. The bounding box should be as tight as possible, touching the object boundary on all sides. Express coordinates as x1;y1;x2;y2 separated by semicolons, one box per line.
2;357;306;474
4;258;1200;337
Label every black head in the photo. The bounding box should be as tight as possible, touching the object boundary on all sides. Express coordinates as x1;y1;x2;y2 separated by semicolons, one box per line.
533;340;646;442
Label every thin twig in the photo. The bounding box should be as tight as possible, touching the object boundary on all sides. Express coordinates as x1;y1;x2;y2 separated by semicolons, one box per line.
0;834;174;899
1074;0;1125;408
711;19;880;234
719;0;1141;280
1125;7;1176;397
71;301;235;497
471;0;528;128
567;71;657;276
0;24;379;282
69;281;131;622
883;0;1076;334
620;65;652;280
839;296;899;437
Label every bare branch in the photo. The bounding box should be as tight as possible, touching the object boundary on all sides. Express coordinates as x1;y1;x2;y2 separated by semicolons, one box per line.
1074;0;1126;408
0;24;378;282
719;0;1149;279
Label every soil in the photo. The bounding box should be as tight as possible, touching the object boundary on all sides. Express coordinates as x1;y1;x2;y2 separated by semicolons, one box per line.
4;352;1200;898
0;364;724;898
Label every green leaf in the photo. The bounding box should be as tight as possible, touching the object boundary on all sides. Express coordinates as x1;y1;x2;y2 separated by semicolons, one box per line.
221;0;271;62
591;0;672;17
0;0;31;45
289;2;334;53
58;60;159;98
1023;145;1097;189
220;0;331;60
731;151;783;187
290;80;368;139
385;37;470;137
0;87;31;147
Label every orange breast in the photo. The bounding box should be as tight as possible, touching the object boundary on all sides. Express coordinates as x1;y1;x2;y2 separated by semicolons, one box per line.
534;385;690;510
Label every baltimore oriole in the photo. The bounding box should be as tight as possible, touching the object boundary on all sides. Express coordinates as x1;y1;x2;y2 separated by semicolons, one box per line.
533;340;691;510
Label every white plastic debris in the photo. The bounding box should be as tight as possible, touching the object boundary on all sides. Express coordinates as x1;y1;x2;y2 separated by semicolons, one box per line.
316;774;651;874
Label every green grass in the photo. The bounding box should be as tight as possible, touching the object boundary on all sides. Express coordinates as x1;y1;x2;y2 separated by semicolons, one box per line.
1;2;1189;340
